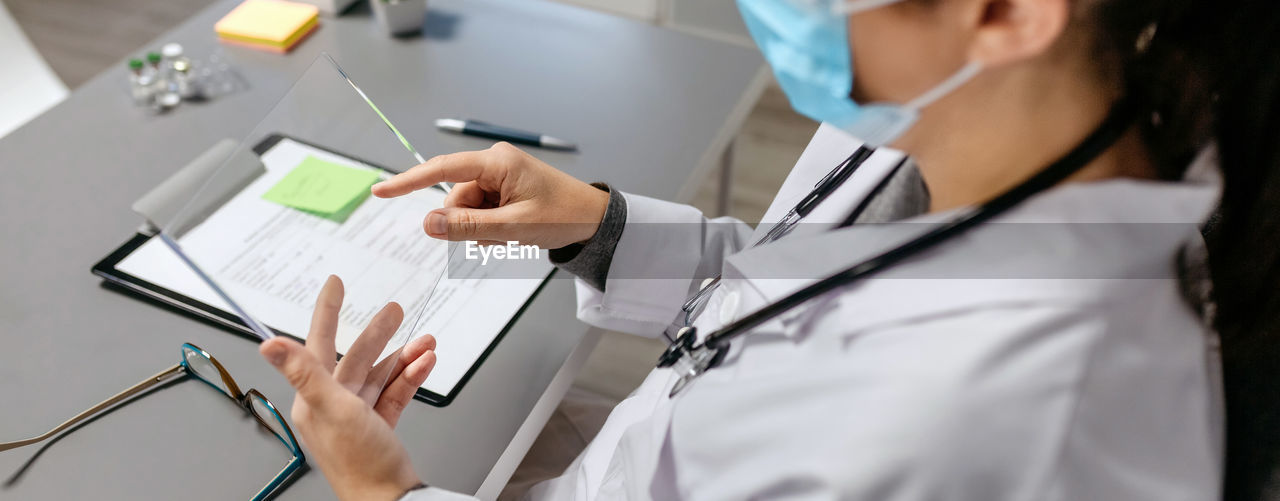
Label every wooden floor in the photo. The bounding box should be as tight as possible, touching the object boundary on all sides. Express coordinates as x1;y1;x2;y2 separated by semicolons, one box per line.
7;0;213;88
10;0;818;400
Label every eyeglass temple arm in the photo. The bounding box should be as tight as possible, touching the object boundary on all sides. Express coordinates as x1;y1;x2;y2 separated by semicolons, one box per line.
0;364;186;452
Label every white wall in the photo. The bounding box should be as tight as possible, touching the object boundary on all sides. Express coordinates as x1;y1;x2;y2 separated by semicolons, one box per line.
0;0;67;138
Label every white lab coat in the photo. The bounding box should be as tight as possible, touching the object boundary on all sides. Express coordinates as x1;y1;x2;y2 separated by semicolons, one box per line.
407;124;1224;501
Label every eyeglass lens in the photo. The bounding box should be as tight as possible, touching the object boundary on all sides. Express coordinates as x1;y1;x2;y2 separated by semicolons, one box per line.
183;345;234;397
248;392;290;447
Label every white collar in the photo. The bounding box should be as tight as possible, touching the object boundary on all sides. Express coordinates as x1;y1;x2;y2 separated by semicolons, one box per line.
719;145;1223;328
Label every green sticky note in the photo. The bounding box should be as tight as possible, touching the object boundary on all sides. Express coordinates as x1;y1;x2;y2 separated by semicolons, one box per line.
299;189;370;223
262;156;381;220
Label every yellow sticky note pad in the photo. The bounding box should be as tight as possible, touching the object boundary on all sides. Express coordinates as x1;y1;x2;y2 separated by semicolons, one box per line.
215;0;319;50
263;156;381;220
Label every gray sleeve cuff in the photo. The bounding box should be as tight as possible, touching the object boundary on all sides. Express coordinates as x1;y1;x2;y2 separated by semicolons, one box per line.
549;183;627;292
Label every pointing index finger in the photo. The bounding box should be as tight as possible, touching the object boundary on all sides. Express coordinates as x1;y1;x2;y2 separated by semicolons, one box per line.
372;150;496;198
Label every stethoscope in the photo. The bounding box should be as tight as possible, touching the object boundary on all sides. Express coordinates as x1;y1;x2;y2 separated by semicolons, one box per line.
666;145;884;337
657;96;1141;397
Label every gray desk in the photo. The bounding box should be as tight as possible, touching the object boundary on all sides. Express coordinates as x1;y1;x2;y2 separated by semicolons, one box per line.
0;0;764;499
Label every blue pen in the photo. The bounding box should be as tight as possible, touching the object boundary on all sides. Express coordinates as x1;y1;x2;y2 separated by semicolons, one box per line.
435;118;578;151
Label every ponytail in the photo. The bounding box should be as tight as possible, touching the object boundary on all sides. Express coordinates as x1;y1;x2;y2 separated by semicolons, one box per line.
1203;4;1280;499
1093;0;1280;497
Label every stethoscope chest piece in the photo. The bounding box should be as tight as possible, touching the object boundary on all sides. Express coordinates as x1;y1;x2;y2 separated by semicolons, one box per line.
658;326;727;397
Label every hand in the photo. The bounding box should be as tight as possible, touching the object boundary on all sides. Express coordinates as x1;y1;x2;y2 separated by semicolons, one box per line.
371;142;611;249
259;276;436;501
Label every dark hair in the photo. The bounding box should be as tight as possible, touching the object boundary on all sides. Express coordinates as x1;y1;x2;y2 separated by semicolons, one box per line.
907;0;1278;494
1091;0;1280;498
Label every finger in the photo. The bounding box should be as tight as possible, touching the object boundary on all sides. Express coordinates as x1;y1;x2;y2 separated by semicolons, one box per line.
307;275;343;372
443;181;491;209
422;205;529;242
375;351;437;428
358;334;436;405
356;345;402;406
371;335;437;391
372;148;507;198
334;302;405;388
261;337;345;414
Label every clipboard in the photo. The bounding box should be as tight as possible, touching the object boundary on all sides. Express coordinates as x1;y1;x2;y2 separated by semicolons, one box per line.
93;134;551;407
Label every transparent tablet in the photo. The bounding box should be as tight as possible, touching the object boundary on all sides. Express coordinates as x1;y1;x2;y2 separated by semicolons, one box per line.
154;53;445;393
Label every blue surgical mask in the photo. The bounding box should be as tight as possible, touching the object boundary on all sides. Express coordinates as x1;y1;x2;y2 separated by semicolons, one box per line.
738;0;983;147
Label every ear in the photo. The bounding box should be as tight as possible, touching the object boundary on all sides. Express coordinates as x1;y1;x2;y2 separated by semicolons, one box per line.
966;0;1071;67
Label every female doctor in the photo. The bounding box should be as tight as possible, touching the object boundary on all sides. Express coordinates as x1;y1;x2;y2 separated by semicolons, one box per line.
257;0;1280;499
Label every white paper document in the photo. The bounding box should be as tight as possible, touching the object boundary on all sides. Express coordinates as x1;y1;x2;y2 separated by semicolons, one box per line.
118;137;549;397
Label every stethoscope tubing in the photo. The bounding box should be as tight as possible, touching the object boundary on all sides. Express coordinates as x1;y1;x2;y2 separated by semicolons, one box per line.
677;96;1141;369
673;145;880;337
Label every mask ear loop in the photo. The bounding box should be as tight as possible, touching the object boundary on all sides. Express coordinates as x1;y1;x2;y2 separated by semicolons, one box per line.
833;0;904;15
904;61;984;112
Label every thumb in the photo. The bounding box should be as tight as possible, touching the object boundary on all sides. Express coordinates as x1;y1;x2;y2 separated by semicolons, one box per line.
424;205;525;242
261;337;343;413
